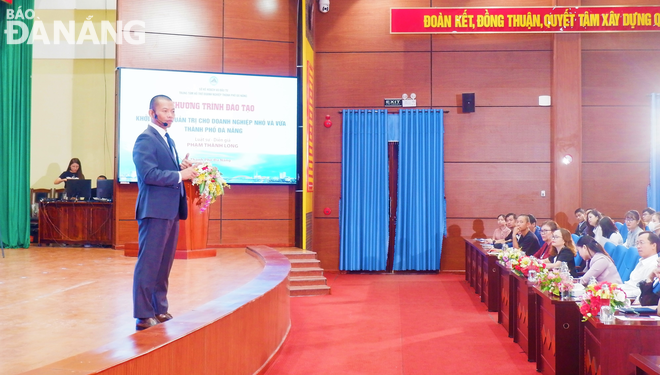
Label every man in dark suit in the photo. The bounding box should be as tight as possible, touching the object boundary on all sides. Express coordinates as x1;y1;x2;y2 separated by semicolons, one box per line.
574;208;589;236
132;95;198;330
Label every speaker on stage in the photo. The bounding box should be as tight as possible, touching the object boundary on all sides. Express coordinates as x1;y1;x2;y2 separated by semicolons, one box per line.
462;93;475;113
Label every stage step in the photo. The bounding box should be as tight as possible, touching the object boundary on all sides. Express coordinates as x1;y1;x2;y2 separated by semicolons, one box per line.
289;259;321;269
279;250;318;260
289;267;324;277
276;248;331;297
289;285;331;297
289;276;327;287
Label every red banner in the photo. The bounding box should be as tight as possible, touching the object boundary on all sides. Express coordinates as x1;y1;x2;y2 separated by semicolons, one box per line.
391;6;660;34
2;0;13;4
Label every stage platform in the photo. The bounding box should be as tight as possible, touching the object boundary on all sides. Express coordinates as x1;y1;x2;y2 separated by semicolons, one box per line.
0;245;291;375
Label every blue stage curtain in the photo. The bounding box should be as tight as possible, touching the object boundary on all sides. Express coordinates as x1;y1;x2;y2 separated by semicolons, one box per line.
393;109;445;271
340;109;389;271
649;93;660;210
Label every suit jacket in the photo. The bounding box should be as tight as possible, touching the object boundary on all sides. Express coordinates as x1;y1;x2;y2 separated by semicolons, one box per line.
133;125;188;220
638;278;660;306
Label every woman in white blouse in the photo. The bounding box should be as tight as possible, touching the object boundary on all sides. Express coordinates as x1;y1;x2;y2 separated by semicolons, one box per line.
596;216;623;247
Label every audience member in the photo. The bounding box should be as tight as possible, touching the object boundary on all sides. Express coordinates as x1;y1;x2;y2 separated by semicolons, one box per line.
586;209;602;238
54;158;85;185
512;215;540;256
533;221;558;259
91;175;108;198
544;228;578;277
642;208;656;228
597;216;623;246
624;210;645;248
574;208;589;236
637;257;660;306
576;236;622;286
620;231;660;301
496;213;517;244
649;213;660;237
528;214;542;244
490;214;511;242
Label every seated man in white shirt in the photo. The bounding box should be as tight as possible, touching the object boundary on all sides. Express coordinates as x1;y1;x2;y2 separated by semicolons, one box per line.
620;231;660;302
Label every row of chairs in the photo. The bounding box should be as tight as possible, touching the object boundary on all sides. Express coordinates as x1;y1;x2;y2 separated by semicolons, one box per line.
603;242;641;282
571;234;584;269
570;233;640;282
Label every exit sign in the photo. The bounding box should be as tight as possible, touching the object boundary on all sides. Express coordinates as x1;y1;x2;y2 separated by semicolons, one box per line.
384;99;402;107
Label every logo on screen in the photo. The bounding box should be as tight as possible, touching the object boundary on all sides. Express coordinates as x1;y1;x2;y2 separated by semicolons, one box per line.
209;76;218;86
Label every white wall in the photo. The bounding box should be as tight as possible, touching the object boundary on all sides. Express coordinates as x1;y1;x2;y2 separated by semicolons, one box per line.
30;5;116;188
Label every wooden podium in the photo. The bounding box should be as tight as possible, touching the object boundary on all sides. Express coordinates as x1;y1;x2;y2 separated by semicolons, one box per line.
124;180;217;259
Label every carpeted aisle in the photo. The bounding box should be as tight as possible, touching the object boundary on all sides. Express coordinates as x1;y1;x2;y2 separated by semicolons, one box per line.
266;273;537;375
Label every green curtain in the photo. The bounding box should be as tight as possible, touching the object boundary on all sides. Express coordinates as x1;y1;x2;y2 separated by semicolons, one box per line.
0;0;33;248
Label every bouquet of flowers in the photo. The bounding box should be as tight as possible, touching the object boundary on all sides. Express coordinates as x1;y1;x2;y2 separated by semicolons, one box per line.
578;281;627;321
191;162;229;212
497;247;524;270
538;269;573;297
511;256;546;278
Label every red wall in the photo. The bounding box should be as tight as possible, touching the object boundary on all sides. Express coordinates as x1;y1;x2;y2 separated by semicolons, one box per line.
113;0;298;249
312;0;660;271
113;0;660;272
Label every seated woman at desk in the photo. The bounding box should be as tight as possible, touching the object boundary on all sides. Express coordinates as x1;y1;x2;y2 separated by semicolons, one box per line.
576;235;622;286
483;214;511;243
543;228;578;277
54;158;85;185
484;213;516;245
533;220;558;259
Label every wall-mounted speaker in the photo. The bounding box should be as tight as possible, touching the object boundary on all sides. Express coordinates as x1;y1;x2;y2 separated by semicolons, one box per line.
462;93;475;113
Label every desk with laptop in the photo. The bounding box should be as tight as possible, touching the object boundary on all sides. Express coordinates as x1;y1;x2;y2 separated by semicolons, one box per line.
38;179;114;246
62;178;113;201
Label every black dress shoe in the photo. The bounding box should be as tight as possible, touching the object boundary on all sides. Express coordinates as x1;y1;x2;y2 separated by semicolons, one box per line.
155;313;173;323
136;317;158;331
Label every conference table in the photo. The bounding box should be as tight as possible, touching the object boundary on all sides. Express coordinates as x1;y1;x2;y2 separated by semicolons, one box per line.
583;313;660;375
38;201;112;246
464;239;660;375
464;239;500;312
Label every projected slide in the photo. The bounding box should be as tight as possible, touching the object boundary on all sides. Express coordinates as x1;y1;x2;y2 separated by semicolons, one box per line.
117;68;298;184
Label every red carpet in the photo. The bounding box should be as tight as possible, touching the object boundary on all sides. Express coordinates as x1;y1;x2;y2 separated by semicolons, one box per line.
266;273;537;375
